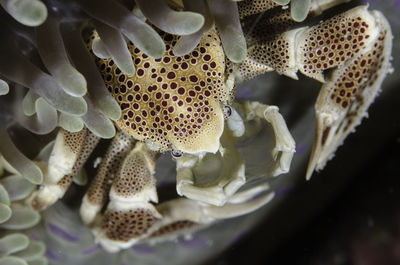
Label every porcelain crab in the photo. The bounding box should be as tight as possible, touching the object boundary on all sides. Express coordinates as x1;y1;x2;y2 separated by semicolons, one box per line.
27;0;392;252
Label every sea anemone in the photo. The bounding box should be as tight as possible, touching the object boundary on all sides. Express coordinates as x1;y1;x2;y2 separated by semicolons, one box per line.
0;156;46;265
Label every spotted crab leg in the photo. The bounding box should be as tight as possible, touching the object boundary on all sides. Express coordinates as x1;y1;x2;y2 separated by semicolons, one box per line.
306;9;393;179
92;142;161;252
238;0;351;19
27;128;100;211
236;0;352;82
144;184;273;244
80;130;135;225
241;6;381;82
237;5;392;178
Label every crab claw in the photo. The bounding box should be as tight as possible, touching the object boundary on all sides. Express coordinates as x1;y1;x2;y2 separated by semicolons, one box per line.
306;9;393;180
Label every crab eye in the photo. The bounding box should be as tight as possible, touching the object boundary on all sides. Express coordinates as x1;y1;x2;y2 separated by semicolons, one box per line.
224;105;232;118
171;150;183;158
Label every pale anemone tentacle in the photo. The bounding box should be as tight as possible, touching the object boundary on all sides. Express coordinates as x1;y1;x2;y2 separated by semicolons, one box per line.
91;38;110;59
272;0;351;22
273;0;290;5
60;22;121;122
80;95;116;139
14;95;58;135
0;184;12;223
208;0;247;63
0;155;45;262
272;0;310;22
13;84;57;135
172;0;214;56
76;0;166;59
136;0;205;36
0;0;48;27
0;204;40;230
290;0;311;22
172;0;248;61
36;12;87;97
93;20;135;76
0;233;29;257
0;30;87;116
0;173;46;263
1;175;35;202
0;127;43;185
58;113;85;133
0;79;9;96
22;89;38;116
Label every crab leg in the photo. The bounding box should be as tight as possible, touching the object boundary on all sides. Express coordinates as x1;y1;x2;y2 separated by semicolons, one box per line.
238;5;392;178
28;128;100;210
239;6;381;82
175;126;246;206
306;10;392;179
176;101;294;205
242;101;296;176
237;0;352;82
92;142;161;252
80;130;135;225
145;184;273;243
237;0;350;20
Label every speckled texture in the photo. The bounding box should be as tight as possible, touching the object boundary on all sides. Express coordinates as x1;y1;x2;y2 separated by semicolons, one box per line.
88;27;229;154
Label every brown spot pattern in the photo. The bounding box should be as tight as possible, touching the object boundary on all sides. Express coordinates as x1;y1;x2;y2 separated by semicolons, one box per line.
86;131;135;205
249;35;291;76
299;12;372;79
242;5;294;45
112;152;154;198
149;220;197;238
332;28;388;134
102;208;155;241
57;129;100;189
238;0;280;19
63;128;87;154
89;28;227;152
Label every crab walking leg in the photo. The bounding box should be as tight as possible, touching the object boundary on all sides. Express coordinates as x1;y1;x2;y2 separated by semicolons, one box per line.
240;6;381;83
145;185;274;243
237;0;350;19
236;0;353;82
176;126;246;207
28;128;100;210
93;142;161;252
243;101;296;176
306;10;393;179
176;103;293;205
80;130;135;225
